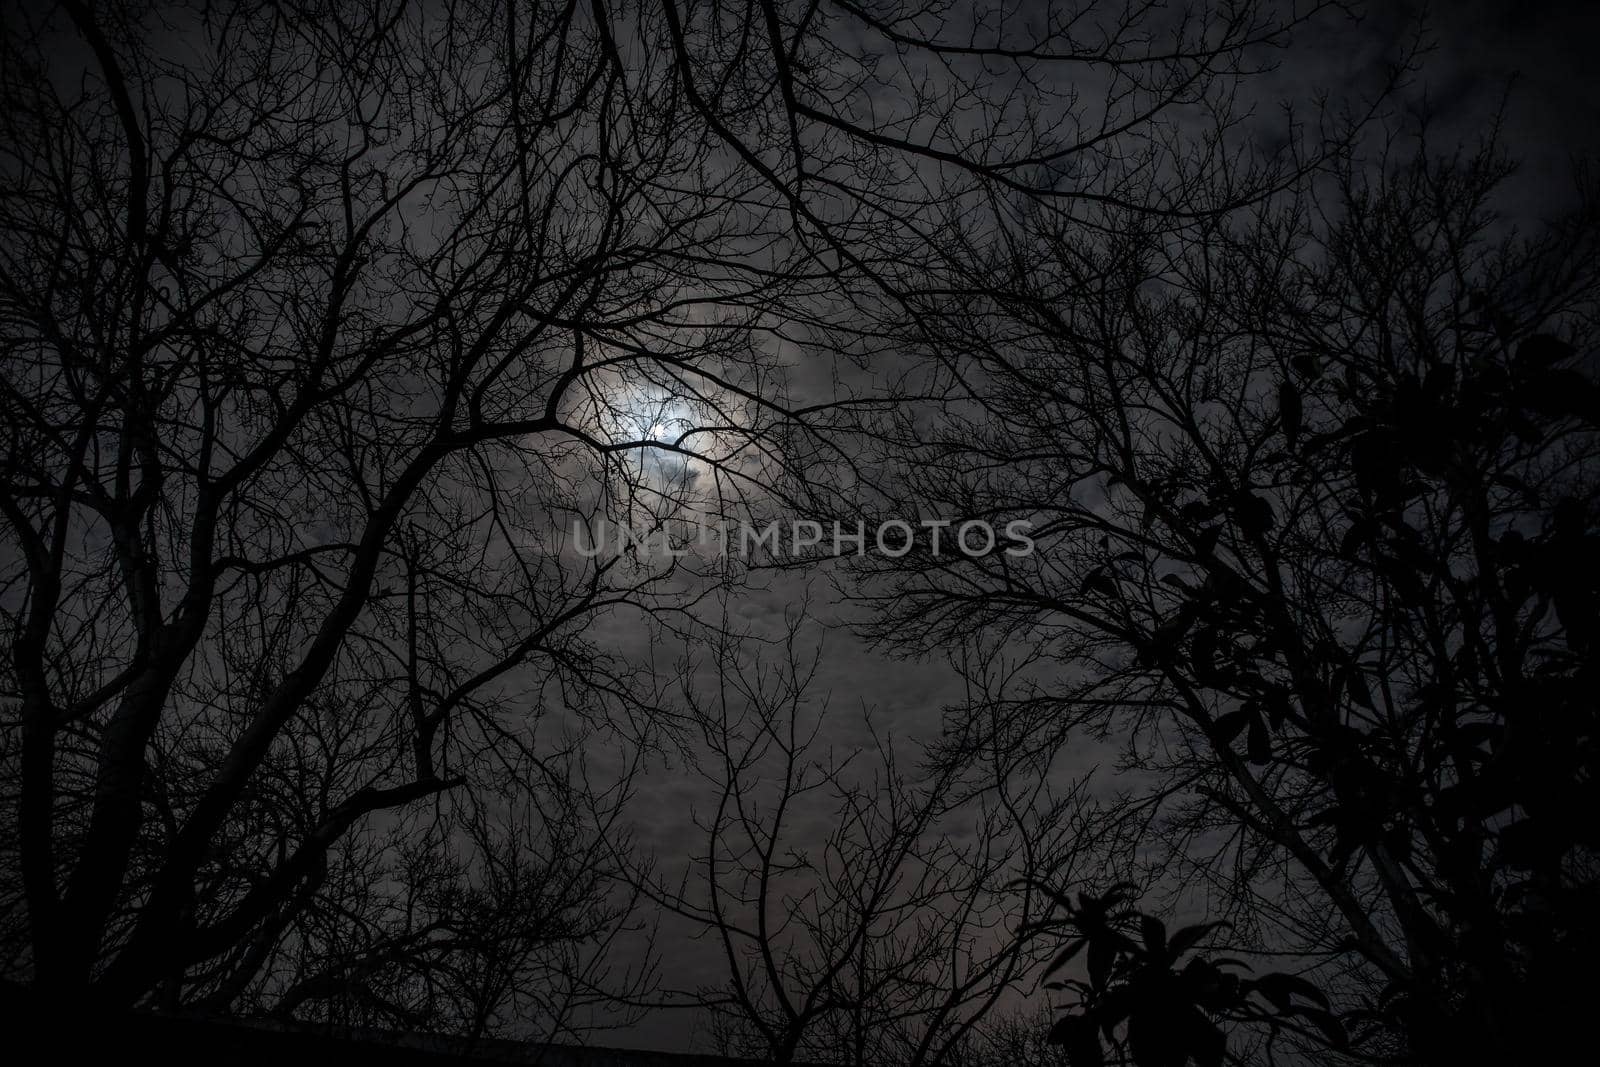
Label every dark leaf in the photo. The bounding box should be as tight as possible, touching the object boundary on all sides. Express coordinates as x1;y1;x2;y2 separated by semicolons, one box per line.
1516;367;1600;422
1246;709;1271;764
1191;625;1219;680
1422;363;1456;400
1234;492;1275;536
1450;721;1504;754
1209;710;1250;745
1128;1009;1186;1067
1088;937;1114;991
1150;612;1197;663
1508;410;1545;445
1278;379;1303;451
1337;515;1376;559
1516;333;1576;367
1498;817;1569;870
1049;1014;1105;1067
1262;690;1293;731
1255;971;1330;1011
1273;379;1299;451
1344;668;1375;710
1140;913;1167;954
1291;352;1322;380
1350;430;1404;502
1081;569;1117;598
1183;1007;1228;1067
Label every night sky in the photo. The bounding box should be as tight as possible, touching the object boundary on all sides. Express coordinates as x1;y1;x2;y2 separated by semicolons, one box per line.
4;1;1600;1063
610;1;1600;1050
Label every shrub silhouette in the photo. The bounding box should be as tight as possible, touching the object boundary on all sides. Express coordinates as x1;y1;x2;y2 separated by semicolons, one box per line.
1037;885;1344;1066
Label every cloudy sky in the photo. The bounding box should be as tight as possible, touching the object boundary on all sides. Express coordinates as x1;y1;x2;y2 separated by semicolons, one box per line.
6;0;1599;1057
575;0;1600;1052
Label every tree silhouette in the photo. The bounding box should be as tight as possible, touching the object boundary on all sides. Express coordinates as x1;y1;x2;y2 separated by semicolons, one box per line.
622;608;1095;1066
1036;884;1343;1066
4;0;1463;1057
0;0;843;1028
859;135;1600;1063
0;0;1337;1034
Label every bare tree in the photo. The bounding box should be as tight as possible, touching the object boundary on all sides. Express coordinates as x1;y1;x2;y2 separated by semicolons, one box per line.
0;0;847;1028
0;0;1372;1045
651;0;1340;280
856;129;1600;1064
943;1004;1071;1067
621;607;1094;1066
